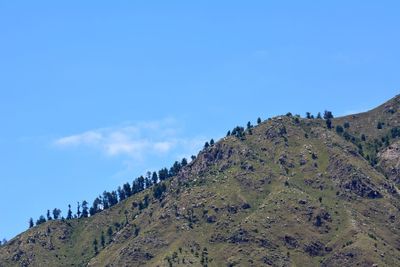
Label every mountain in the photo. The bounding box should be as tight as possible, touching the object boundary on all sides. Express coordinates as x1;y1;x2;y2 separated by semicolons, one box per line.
1;96;400;267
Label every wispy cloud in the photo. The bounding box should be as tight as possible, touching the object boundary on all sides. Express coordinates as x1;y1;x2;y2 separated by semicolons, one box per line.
55;131;102;146
53;119;207;160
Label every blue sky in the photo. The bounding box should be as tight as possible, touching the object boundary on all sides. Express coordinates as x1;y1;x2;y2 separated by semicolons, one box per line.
0;1;399;240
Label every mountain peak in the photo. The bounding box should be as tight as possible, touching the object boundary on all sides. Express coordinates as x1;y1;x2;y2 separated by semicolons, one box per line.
1;97;400;266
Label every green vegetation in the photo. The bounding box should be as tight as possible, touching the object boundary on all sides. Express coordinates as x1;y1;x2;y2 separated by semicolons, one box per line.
1;95;400;266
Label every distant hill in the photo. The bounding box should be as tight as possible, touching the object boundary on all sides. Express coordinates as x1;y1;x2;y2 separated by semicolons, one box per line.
1;96;400;267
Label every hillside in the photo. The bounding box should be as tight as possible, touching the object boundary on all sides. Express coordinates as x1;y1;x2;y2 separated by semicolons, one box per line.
1;96;400;267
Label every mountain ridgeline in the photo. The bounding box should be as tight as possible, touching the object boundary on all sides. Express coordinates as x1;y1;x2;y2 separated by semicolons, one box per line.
1;96;400;266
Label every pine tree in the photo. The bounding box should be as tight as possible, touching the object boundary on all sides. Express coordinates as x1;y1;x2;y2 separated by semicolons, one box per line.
52;208;61;220
169;161;182;177
67;204;73;220
323;110;334;120
29;218;34;228
145;171;152;188
81;200;89;218
137;176;145;191
158;168;168;181
102;191;110;209
123;182;132;197
36;215;46;226
46;210;52;221
204;141;210;149
117;186;126;202
247;121;252;130
145;176;152;188
151;171;158;184
111;191;118;206
181;158;188;167
90;197;102;216
257;117;262;124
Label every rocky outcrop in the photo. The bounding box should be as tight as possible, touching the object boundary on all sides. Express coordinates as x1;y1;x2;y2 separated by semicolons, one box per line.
377;141;400;184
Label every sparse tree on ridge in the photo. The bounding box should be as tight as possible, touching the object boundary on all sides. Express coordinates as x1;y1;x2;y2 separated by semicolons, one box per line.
117;186;126;202
81;200;89;218
257;117;262;124
323;110;334;120
158;168;168;181
90;197;102;216
323;110;333;129
204;141;210;149
29;218;34;228
46;210;52;221
36;215;46;226
247;121;252;130
67;204;73;220
52;208;61;220
123;182;132;198
181;158;188;167
169;161;182;177
152;171;158;184
145;171;152;188
137;176;145;191
131;180;140;194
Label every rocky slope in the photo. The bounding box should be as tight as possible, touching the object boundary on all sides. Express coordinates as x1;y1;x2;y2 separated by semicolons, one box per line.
1;96;400;267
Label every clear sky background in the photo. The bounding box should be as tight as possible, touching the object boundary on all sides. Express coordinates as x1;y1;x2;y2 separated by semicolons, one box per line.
0;1;399;240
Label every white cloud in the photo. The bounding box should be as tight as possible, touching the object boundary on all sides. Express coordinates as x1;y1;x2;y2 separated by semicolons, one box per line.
55;131;103;146
53;119;206;160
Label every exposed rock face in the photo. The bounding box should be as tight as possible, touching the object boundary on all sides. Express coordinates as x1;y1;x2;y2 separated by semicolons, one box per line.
378;141;400;184
328;156;383;199
2;96;400;267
